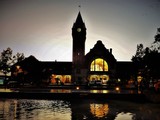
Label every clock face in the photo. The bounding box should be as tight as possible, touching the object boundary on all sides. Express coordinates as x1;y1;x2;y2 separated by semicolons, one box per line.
77;28;81;32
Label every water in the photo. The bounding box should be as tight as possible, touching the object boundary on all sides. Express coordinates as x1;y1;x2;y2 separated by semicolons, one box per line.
0;99;160;120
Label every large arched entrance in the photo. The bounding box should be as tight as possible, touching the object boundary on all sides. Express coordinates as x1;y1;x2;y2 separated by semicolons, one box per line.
88;58;109;84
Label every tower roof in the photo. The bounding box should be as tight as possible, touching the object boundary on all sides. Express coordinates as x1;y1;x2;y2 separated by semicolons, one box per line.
73;11;86;29
75;12;84;23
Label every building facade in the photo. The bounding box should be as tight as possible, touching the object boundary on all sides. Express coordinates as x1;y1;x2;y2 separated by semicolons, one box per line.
12;12;134;85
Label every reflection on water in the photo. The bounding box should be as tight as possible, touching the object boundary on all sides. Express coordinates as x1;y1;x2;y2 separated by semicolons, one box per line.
115;112;135;120
90;103;109;118
0;99;71;120
0;99;160;120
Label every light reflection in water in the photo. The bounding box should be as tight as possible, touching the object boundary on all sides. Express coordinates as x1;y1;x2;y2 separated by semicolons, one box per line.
50;89;71;93
0;99;160;120
0;99;71;120
90;103;109;118
90;90;109;93
115;112;135;120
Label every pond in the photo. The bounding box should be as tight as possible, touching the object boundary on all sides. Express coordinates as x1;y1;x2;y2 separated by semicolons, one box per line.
0;99;160;120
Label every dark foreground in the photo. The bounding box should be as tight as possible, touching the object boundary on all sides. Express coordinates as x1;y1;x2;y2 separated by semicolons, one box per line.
1;98;160;120
0;88;147;103
1;88;160;120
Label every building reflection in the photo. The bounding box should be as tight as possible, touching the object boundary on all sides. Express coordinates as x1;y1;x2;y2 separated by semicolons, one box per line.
71;100;113;120
90;103;109;118
50;89;71;93
115;112;135;120
0;99;160;120
0;99;17;120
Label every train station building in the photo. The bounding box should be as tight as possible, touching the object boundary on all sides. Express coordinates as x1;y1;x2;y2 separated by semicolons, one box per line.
12;12;134;85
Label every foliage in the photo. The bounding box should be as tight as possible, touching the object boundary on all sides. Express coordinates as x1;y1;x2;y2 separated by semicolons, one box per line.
154;28;160;42
13;52;25;63
0;48;13;75
0;47;25;76
132;28;160;62
132;28;160;80
132;44;145;62
151;28;160;52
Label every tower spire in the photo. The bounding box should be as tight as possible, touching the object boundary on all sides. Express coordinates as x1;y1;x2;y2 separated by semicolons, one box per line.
72;10;86;30
75;11;83;23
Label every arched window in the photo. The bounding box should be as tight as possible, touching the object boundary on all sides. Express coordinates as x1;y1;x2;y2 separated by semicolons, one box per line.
90;58;108;71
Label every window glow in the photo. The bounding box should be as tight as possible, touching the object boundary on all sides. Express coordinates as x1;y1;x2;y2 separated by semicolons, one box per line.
51;74;71;84
90;58;108;71
89;75;109;81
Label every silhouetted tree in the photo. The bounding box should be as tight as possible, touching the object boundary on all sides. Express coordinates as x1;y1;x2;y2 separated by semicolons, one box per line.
0;48;13;78
132;28;160;84
0;48;25;83
151;28;160;52
13;52;25;63
132;28;160;62
132;44;145;62
154;28;160;42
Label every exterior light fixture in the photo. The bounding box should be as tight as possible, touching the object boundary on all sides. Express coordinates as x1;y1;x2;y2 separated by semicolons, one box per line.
16;65;20;69
115;87;120;91
76;86;80;90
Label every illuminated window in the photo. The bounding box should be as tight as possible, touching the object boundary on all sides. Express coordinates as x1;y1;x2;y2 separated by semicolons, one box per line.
90;58;108;71
64;75;71;83
51;75;72;84
89;75;109;81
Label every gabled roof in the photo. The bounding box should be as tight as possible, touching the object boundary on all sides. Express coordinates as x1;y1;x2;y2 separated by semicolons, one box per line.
12;55;41;72
85;40;116;61
12;56;72;75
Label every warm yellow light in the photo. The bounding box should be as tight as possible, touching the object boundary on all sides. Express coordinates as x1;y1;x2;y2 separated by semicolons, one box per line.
91;90;98;93
102;90;109;93
16;65;20;69
90;58;108;71
52;74;55;77
137;76;143;83
115;87;120;91
76;86;80;90
90;104;109;118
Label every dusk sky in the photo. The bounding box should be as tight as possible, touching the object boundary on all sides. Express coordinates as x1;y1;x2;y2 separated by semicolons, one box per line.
0;0;160;61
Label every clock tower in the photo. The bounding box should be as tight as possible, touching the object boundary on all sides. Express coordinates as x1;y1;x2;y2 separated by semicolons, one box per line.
72;12;86;82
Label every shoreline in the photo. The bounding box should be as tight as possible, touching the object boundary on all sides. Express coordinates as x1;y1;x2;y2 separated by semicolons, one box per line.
0;89;146;103
0;87;159;103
